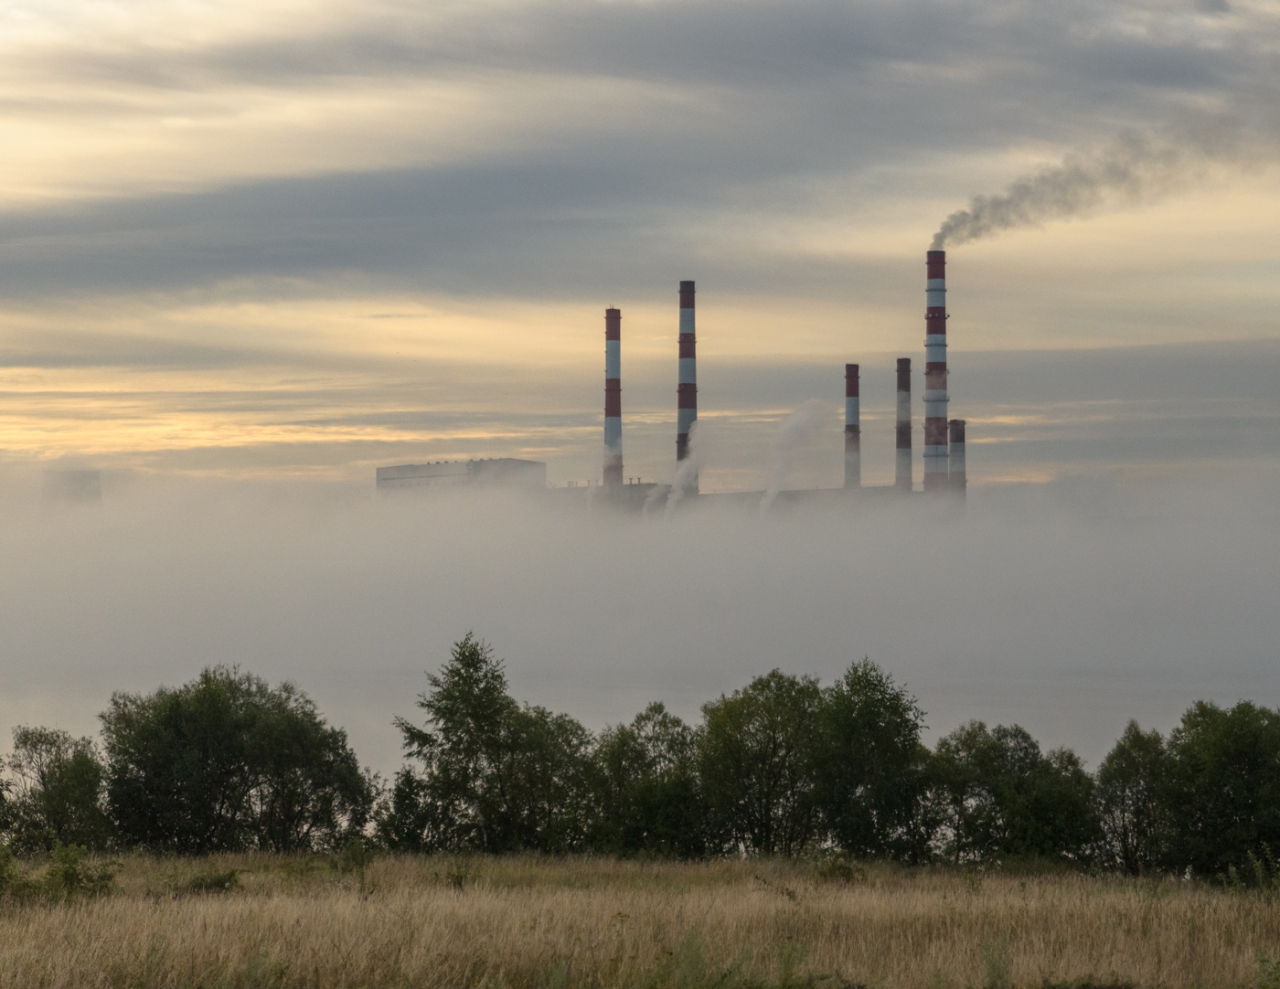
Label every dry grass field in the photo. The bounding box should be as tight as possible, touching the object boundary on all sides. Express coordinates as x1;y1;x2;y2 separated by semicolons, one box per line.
2;854;1279;989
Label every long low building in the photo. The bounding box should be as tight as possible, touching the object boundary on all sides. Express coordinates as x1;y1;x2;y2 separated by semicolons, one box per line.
376;458;547;492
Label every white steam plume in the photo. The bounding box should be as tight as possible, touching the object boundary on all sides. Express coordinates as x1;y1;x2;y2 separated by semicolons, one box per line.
665;421;703;512
760;400;826;512
932;114;1267;250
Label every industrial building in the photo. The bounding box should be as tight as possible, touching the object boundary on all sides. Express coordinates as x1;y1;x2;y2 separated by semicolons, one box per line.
378;250;967;503
376;458;547;493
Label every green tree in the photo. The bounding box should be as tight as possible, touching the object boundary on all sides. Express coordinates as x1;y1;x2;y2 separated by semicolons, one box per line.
1095;721;1169;874
930;722;1096;863
386;633;598;852
2;727;113;854
813;660;931;860
498;705;598;851
594;702;715;857
376;768;451;851
101;667;374;853
698;669;822;855
1162;700;1280;877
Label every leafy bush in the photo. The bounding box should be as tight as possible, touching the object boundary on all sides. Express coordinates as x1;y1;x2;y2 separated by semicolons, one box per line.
40;842;116;897
0;842;116;901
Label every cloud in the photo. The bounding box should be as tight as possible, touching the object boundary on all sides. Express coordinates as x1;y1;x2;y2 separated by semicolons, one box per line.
0;0;1276;300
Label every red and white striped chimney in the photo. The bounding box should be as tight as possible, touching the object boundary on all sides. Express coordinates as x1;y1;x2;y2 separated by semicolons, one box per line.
896;357;912;492
845;363;860;489
604;308;622;487
949;418;966;495
677;281;697;477
923;250;949;491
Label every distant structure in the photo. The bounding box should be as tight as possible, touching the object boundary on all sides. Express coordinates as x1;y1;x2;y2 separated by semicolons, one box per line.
377;251;969;503
896;358;912;492
604;308;623;487
42;469;102;506
676;280;698;492
949;419;967;494
376;459;546;493
923;250;950;492
844;364;860;489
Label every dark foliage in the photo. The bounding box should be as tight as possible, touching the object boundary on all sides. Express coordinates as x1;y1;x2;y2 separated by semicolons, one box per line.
101;666;374;853
813;660;931;860
7;632;1280;877
1161;700;1280;877
594;702;717;857
380;633;597;852
2;727;114;854
699;670;824;855
930;721;1098;863
1095;720;1169;873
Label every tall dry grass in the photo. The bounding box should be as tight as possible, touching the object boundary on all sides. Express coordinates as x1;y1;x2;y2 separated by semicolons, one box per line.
2;854;1278;989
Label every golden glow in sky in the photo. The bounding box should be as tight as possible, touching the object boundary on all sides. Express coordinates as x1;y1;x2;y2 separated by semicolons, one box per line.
1;0;1278;485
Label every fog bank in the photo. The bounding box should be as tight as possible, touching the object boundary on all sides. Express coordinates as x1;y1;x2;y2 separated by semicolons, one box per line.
1;471;1276;774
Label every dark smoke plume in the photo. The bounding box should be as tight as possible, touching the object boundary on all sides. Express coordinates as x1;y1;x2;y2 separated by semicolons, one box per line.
932;115;1264;250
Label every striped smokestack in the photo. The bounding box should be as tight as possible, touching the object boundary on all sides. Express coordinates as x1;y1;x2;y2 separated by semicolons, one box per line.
923;250;949;491
844;364;860;489
949;419;966;495
604;308;623;487
676;281;697;471
895;358;912;492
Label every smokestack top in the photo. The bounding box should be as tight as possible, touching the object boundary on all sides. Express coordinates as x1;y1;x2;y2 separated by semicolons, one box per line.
679;281;696;309
845;363;859;398
605;308;620;339
896;357;911;372
926;250;945;280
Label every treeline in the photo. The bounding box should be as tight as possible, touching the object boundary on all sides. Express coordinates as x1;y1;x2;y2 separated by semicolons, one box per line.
3;636;1279;882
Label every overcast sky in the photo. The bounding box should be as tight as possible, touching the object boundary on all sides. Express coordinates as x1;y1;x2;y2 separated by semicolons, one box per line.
1;0;1278;485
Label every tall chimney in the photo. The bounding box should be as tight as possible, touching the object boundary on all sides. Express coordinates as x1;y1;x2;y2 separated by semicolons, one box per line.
895;358;912;492
844;364;860;489
677;281;697;474
604;308;623;487
949;419;966;495
923;250;949;491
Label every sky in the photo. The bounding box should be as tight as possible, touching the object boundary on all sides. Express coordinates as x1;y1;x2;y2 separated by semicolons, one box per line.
1;0;1279;769
1;0;1278;487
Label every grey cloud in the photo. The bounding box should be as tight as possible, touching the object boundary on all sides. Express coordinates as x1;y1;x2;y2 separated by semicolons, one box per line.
36;0;1249;97
0;330;314;370
1;0;1276;300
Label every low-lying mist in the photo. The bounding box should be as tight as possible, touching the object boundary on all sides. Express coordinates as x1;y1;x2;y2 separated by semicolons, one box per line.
1;469;1276;774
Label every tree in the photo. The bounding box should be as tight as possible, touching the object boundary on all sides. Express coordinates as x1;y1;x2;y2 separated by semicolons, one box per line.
497;705;598;851
1162;700;1280;878
385;633;598;852
594;702;714;857
813;660;931;860
1095;721;1169;874
698;669;822;855
930;722;1096;863
101;667;374;853
2;727;113;854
